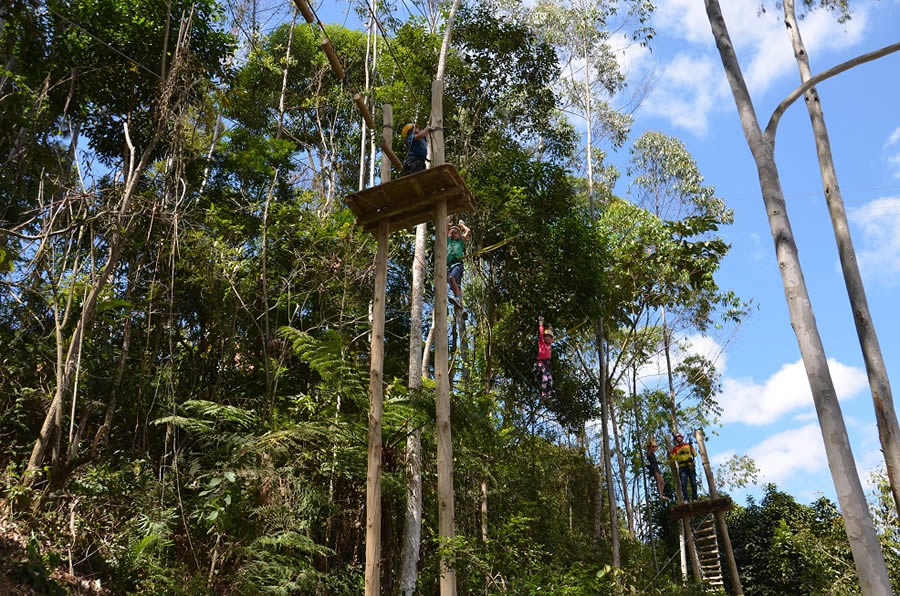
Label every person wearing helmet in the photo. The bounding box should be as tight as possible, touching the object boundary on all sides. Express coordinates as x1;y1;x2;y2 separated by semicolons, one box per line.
647;437;670;502
401;123;430;175
670;432;698;502
447;219;471;310
534;316;555;399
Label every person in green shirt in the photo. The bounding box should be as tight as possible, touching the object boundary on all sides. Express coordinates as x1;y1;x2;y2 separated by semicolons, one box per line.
447;219;470;309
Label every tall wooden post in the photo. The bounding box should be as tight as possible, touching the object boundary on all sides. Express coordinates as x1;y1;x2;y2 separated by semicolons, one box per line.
695;430;743;595
364;108;393;596
431;78;457;595
666;435;702;583
382;105;392;183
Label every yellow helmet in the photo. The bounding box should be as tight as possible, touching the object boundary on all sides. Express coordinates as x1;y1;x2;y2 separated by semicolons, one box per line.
402;123;415;138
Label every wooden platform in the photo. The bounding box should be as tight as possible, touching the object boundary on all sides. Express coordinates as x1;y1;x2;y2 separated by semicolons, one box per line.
668;496;733;520
345;164;476;234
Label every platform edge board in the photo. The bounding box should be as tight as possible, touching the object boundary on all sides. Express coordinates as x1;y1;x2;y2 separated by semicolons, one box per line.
358;187;463;227
667;496;734;520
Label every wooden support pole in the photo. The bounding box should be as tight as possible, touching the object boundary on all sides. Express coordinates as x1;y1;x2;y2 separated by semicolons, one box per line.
666;435;703;584
364;218;389;596
431;78;457;596
354;93;377;131
695;430;744;596
321;39;345;80
292;0;314;23
382;105;392;183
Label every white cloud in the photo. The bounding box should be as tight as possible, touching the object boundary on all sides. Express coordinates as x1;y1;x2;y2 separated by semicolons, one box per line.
886;126;900;147
640;53;725;136
792;409;818;423
643;0;868;133
718;358;867;425
847;197;900;285
883;127;900;178
748;424;827;484
635;332;728;390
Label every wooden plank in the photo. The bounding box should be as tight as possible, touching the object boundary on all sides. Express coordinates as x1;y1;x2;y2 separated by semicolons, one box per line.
408;176;425;198
380;142;403;171
321;39;344;80
293;0;315;22
354;94;377;130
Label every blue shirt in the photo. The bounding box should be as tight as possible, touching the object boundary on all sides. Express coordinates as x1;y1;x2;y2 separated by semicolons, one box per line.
407;132;427;159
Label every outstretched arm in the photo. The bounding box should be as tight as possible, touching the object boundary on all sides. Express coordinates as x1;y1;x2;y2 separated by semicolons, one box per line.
538;316;544;336
414;128;430;141
458;220;471;240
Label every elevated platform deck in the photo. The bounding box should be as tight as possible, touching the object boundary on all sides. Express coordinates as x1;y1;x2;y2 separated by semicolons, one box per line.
668;496;733;520
346;164;476;234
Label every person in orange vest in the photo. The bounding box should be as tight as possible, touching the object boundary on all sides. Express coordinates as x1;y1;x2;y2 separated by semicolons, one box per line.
647;437;670;502
670;432;698;502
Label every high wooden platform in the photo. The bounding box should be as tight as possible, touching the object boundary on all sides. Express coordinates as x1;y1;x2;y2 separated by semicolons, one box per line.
668;496;733;520
345;164;476;234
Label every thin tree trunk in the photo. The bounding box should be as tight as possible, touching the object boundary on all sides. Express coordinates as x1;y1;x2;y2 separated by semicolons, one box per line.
596;320;620;568
609;394;634;538
703;2;892;592
661;306;678;431
783;0;900;515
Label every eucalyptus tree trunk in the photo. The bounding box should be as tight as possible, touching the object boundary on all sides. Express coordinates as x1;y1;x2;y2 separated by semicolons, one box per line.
608;397;634;537
783;0;900;515
661;306;678;431
596;320;620;567
704;2;892;592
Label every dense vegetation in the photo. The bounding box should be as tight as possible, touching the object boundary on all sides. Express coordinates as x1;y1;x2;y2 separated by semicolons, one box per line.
1;0;898;593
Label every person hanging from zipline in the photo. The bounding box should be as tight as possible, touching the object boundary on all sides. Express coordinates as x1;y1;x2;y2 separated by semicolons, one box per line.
447;219;470;310
534;316;554;400
401;123;430;175
670;431;699;503
647;437;670;502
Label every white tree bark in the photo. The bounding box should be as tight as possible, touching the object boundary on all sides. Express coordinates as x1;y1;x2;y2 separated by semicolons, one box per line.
704;2;892;592
783;0;900;516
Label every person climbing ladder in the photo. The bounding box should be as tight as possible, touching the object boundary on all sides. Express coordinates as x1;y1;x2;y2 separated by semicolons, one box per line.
534;316;554;400
670;432;699;502
447;219;470;310
401;123;430;175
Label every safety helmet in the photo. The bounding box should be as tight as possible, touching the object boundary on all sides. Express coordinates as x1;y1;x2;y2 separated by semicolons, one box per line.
402;123;415;138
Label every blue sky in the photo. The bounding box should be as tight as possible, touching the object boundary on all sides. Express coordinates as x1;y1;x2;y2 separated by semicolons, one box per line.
610;0;900;505
317;0;900;506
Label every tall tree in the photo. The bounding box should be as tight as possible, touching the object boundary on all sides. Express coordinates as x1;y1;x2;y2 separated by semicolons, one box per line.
780;0;900;515
703;1;892;592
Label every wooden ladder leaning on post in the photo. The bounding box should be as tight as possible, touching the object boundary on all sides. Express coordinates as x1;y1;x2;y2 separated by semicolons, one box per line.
345;96;476;596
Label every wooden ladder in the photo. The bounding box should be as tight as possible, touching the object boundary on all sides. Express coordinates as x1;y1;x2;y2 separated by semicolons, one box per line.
693;515;725;591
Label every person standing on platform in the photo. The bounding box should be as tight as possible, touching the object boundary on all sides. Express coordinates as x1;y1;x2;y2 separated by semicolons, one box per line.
670;432;699;502
447;220;470;309
401;123;430;175
647;437;670;502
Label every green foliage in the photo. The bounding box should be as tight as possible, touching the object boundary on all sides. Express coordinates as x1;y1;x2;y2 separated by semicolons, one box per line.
726;485;874;595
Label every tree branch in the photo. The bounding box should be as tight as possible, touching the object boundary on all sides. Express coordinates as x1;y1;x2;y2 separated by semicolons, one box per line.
766;41;900;142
